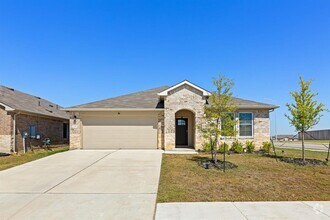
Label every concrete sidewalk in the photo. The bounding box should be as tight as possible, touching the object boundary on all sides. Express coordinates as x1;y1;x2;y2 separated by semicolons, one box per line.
156;201;330;220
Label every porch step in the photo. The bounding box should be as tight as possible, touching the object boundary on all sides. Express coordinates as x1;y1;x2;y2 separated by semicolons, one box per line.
163;148;198;155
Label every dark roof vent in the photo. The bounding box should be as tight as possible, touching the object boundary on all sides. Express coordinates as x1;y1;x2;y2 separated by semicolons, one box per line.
35;96;41;99
4;87;14;91
46;109;53;113
49;104;53;108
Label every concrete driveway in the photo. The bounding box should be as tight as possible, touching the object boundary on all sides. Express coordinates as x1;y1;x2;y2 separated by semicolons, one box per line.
0;150;163;220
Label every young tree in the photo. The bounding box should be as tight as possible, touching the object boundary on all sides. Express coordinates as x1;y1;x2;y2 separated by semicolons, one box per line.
200;75;237;163
285;76;327;163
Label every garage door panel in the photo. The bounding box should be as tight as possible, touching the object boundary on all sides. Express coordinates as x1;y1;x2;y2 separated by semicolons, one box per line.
82;115;157;149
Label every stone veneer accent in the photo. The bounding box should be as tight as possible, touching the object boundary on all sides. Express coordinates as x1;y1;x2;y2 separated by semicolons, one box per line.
69;112;82;149
162;84;271;150
157;111;165;149
217;110;270;149
164;84;206;150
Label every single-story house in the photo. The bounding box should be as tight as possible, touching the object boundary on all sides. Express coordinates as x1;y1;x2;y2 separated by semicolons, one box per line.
65;80;278;151
0;86;69;153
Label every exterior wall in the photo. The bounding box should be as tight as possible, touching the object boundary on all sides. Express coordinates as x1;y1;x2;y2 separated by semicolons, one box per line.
164;85;206;150
157;112;165;149
163;84;271;150
216;110;270;149
15;114;69;152
69;112;82;149
252;110;270;148
0;107;13;153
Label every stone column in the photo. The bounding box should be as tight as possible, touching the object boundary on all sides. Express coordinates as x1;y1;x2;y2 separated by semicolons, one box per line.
69;112;82;149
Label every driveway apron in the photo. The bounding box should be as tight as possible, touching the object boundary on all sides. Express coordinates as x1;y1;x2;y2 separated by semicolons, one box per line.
0;150;163;220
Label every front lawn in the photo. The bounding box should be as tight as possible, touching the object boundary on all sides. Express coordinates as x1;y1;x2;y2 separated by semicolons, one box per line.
0;146;69;171
157;148;330;202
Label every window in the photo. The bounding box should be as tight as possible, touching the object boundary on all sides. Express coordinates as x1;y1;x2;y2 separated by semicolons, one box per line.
239;113;253;137
63;123;69;139
221;113;235;136
30;125;36;138
177;119;186;126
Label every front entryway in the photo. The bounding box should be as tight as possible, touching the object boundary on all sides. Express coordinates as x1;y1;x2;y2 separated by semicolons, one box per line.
175;109;195;148
175;118;188;146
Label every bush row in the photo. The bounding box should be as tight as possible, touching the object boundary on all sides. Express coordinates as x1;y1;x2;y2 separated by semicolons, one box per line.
203;141;273;154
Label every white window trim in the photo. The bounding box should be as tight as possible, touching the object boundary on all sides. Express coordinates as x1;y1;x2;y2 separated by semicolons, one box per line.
238;112;254;138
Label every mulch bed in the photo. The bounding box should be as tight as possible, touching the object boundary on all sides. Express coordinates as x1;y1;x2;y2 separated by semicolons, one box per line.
199;160;238;170
279;157;326;166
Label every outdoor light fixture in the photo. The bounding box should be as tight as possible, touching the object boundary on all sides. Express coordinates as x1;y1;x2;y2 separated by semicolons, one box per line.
73;115;77;124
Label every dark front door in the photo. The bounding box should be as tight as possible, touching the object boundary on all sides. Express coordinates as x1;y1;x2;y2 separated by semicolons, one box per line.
176;118;188;146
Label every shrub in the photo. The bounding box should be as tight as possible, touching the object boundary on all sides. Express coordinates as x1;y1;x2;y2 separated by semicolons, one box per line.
245;141;255;153
231;140;243;153
262;141;272;154
219;142;229;153
202;142;212;152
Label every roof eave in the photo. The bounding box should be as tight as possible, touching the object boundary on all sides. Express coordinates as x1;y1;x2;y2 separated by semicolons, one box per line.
0;102;15;111
237;105;279;110
63;108;165;112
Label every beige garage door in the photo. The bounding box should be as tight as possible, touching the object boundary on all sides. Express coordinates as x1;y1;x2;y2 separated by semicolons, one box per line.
82;112;158;149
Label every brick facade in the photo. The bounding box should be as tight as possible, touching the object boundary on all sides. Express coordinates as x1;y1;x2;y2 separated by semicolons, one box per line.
164;85;206;150
15;114;69;152
162;85;271;150
0;108;69;153
0;107;13;153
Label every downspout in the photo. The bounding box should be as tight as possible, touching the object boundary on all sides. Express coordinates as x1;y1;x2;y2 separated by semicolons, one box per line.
269;109;274;140
12;112;20;153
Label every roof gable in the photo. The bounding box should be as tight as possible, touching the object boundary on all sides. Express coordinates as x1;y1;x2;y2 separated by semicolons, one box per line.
158;80;211;97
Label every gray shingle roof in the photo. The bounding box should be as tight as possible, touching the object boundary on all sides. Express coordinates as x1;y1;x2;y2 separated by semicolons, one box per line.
232;97;278;109
0;86;69;119
68;86;170;109
66;85;278;110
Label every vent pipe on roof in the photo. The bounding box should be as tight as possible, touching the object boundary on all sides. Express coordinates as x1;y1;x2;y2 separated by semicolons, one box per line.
38;101;41;106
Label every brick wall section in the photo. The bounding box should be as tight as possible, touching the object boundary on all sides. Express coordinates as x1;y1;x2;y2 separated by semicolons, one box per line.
163;85;271;150
200;110;270;150
0;107;13;153
15;114;69;152
157;112;165;149
164;85;206;150
69;112;82;149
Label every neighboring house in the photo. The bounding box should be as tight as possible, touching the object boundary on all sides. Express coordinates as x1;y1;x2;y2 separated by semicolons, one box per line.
0;86;69;153
65;80;278;150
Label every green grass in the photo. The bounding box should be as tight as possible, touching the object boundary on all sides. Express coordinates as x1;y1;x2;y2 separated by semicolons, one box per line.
0;146;69;171
157;148;330;203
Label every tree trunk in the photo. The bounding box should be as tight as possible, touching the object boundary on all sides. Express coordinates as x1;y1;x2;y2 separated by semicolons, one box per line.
302;131;305;164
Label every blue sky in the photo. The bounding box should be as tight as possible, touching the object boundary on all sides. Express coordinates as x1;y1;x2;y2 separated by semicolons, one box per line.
0;0;329;135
